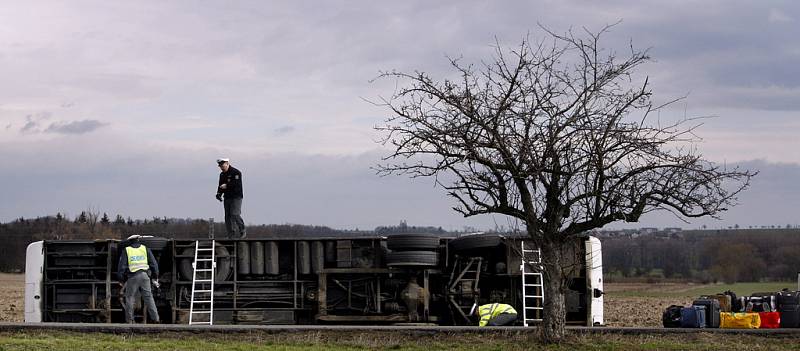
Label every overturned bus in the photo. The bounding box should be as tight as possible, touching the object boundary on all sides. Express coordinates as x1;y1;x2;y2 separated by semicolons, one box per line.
24;233;603;326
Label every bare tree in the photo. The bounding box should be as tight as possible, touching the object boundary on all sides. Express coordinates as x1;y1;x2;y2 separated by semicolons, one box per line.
374;26;755;341
86;207;100;235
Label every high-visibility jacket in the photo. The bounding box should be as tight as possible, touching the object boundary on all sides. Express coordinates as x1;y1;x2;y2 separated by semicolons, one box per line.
126;245;149;273
478;303;518;327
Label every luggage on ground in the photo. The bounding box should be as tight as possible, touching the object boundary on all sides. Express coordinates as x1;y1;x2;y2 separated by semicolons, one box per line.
748;293;777;312
714;294;732;312
703;294;731;313
662;305;683;328
681;305;706;328
746;296;775;312
779;303;800;328
777;290;800;307
693;298;720;328
720;312;761;329
758;311;781;328
724;290;741;312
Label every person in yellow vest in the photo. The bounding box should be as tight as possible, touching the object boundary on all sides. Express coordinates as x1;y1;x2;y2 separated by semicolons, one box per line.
117;235;160;323
471;302;518;326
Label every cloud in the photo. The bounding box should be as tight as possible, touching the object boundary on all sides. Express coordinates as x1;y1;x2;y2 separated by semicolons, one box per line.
19;112;52;134
769;8;793;23
273;125;295;135
43;119;108;135
20;118;39;133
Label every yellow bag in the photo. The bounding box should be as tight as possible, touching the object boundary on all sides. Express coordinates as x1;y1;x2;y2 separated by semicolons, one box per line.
720;312;761;329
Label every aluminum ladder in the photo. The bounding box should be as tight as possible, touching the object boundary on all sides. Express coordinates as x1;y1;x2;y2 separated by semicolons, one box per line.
189;240;216;325
520;241;544;326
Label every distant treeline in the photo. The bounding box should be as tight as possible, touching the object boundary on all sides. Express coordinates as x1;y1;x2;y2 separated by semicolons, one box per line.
0;213;450;272
602;229;800;283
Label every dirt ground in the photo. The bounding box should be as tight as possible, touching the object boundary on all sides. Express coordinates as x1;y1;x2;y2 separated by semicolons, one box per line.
0;274;687;326
0;273;24;323
604;295;692;327
603;282;694;327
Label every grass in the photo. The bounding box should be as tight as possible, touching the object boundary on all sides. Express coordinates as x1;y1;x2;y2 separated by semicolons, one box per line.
690;282;797;297
1;331;800;351
610;282;796;298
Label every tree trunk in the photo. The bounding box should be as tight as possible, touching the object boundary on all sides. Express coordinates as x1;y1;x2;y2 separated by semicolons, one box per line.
539;240;566;343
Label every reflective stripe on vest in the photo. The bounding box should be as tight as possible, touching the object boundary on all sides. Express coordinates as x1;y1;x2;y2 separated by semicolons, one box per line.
478;303;518;326
126;246;149;273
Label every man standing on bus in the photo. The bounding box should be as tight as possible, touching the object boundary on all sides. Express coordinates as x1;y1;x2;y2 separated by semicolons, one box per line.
215;157;246;238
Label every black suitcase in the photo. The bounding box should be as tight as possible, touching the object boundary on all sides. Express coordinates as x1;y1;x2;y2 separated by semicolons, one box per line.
662;305;683;328
692;298;720;328
778;290;800;307
780;304;800;328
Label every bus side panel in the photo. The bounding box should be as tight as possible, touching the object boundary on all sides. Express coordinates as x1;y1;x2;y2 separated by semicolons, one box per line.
585;236;603;326
24;241;44;323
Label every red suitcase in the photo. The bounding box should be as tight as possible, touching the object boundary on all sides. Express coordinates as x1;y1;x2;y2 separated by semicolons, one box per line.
758;311;780;328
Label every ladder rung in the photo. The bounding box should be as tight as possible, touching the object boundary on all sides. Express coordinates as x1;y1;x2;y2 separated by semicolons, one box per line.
196;248;214;251
191;311;212;314
194;289;212;293
523;284;542;287
192;300;212;303
194;279;213;282
195;258;214;262
195;269;214;272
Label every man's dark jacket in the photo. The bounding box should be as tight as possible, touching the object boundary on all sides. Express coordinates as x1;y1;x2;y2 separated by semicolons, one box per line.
217;166;243;199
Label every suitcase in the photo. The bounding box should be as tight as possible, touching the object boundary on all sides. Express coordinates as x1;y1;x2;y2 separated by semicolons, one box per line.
721;312;760;329
681;305;706;328
746;296;774;312
724;290;742;312
705;294;731;312
779;304;800;328
777;290;800;307
693;298;720;328
758;311;780;328
750;293;777;312
662;305;683;328
737;297;747;312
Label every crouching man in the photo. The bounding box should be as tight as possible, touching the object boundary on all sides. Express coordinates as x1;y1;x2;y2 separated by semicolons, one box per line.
118;234;160;324
472;302;518;326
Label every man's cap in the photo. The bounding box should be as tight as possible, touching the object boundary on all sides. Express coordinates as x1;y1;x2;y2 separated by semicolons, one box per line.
469;302;478;315
216;158;230;165
127;234;142;241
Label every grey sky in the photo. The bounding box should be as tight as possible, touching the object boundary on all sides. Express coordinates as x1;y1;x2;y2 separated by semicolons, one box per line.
0;1;798;230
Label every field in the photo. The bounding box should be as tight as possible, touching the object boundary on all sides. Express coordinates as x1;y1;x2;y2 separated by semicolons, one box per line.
604;281;798;327
2;330;800;350
0;274;23;323
2;274;800;349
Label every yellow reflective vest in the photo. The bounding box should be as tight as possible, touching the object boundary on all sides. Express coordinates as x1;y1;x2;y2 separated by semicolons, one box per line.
126;245;149;273
478;303;517;327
